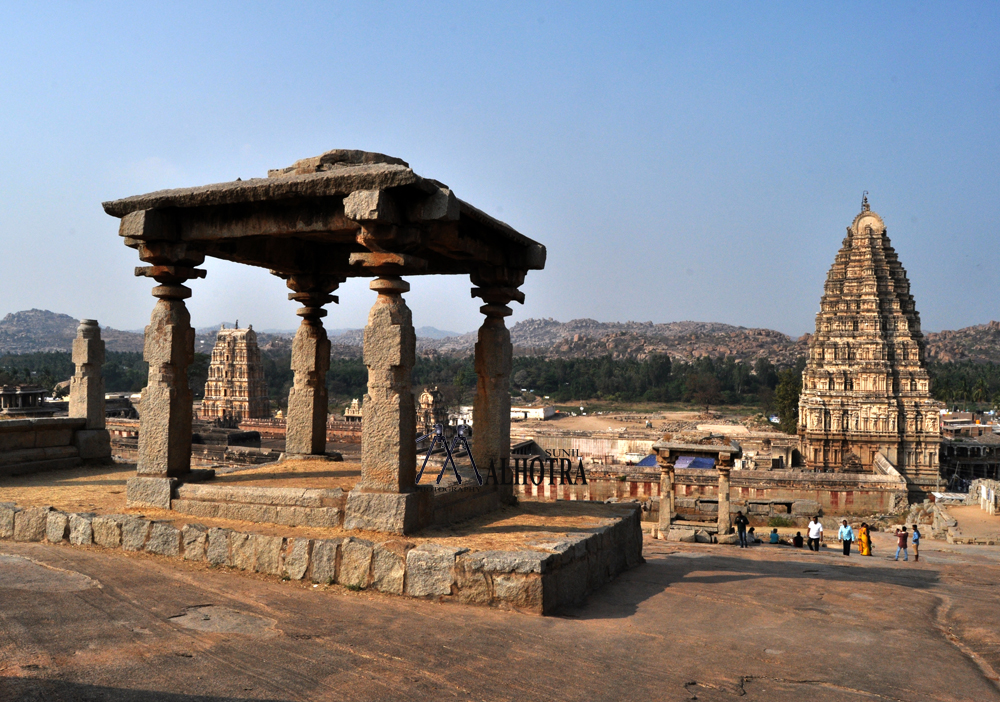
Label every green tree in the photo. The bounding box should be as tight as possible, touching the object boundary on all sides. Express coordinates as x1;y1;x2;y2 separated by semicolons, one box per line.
774;367;803;434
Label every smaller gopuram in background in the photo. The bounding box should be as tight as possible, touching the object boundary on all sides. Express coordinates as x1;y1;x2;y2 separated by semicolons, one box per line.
201;324;270;422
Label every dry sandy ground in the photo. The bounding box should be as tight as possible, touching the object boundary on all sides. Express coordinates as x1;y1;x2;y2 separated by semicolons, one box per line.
2;531;1000;700
0;464;628;551
524;410;706;433
946;504;1000;541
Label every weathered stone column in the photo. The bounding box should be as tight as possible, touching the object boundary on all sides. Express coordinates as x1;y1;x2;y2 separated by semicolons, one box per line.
69;320;111;462
345;276;423;534
717;467;732;536
470;270;524;502
280;274;343;458
657;462;674;539
127;240;206;509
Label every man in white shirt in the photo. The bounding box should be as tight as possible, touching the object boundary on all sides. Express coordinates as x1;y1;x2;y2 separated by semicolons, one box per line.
807;516;824;552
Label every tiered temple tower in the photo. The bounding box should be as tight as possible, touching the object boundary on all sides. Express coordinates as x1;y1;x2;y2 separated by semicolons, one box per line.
798;196;943;495
201;325;270;421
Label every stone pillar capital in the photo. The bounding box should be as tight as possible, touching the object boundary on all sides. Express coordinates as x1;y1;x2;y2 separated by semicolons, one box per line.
471;269;526;319
274;272;345;322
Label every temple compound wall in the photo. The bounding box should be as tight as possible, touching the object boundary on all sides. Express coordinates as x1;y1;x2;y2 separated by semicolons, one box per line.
0;320;111;477
201;325;270;421
798;197;943;498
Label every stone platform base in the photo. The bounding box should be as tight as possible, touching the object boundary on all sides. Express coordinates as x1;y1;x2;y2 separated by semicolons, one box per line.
344;488;432;534
173;483;345;528
281;452;343;462
0;501;643;615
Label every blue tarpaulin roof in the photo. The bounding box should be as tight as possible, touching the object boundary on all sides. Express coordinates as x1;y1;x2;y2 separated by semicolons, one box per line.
636;454;658;467
675;456;716;469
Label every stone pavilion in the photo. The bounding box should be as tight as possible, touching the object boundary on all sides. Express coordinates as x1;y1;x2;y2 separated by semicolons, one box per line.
103;149;546;534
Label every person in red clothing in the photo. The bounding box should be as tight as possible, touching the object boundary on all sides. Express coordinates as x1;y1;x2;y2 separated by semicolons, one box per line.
894;526;909;561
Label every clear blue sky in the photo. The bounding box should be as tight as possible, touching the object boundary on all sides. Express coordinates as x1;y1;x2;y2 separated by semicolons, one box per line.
1;2;997;337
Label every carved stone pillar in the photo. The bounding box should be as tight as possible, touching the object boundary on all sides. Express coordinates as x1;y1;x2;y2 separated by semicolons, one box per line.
345;275;424;534
717;467;732;536
657;461;674;539
127;243;206;509
470;270;525;503
69;319;111;462
280;274;343;458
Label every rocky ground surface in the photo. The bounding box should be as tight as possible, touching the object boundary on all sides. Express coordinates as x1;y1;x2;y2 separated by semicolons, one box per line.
2;530;1000;700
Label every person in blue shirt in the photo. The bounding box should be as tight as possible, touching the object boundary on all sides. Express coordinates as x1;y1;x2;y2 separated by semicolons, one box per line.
912;524;921;562
769;528;780;544
837;520;854;556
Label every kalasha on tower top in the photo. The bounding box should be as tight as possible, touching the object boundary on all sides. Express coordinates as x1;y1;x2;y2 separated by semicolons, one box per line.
797;195;943;496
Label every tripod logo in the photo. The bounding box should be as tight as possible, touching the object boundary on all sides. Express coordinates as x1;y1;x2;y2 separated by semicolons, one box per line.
416;424;482;486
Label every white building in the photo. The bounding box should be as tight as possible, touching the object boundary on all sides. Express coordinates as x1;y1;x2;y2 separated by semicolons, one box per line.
511;406;556;421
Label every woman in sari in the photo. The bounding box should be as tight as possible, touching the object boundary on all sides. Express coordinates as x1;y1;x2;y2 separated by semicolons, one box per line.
858;522;873;556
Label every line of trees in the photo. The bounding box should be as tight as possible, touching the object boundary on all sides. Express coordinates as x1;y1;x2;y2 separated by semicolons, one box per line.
14;351;1000;434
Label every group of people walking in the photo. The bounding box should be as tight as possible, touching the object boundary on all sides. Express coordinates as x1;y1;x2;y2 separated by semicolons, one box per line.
732;510;920;560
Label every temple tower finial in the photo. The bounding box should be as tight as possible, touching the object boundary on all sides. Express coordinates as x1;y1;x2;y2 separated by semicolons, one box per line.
861;191;870;212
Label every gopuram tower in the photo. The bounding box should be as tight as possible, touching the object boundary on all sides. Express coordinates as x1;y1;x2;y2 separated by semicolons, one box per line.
201;325;270;421
798;196;943;496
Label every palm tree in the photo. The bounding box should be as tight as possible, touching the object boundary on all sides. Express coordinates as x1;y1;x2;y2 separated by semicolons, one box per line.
973;378;989;408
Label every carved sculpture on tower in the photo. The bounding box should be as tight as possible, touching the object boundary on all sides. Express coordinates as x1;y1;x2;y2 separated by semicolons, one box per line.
798;196;943;496
201;324;270;422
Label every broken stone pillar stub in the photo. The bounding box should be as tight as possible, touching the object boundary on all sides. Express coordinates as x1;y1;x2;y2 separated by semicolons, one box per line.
69;319;111;461
129;243;204;509
279;273;343;457
658;463;674;537
717;467;732;536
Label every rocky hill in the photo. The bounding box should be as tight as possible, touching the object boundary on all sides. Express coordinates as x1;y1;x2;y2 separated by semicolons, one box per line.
925;321;1000;364
6;310;1000;366
0;310;144;354
418;318;810;364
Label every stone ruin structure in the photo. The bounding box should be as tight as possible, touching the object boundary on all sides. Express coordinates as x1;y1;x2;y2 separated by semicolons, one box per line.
0;320;111;476
200;324;270;422
343;398;363;422
798;196;943;497
0;385;52;417
103;149;545;533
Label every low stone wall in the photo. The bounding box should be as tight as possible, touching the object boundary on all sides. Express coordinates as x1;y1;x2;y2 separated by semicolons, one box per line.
0;417;110;477
111;436;281;468
519;467;908;519
0;501;643;615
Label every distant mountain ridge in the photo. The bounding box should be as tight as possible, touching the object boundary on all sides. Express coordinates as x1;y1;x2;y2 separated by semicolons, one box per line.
5;310;1000;366
0;310;144;354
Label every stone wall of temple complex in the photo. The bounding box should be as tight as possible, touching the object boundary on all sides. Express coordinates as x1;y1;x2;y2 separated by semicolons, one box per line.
798;196;943;496
201;326;270;421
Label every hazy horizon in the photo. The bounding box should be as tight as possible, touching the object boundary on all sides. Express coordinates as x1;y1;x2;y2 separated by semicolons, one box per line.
1;3;997;337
